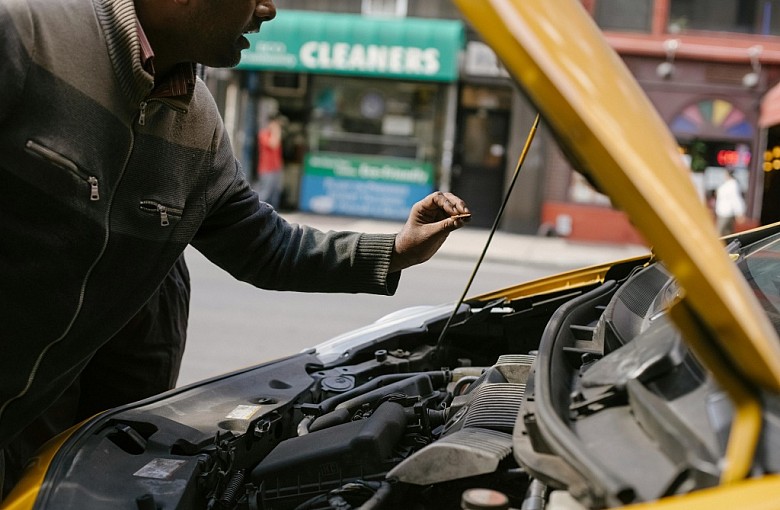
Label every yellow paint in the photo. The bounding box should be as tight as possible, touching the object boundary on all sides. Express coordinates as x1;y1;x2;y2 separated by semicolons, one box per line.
452;0;780;394
471;255;649;302
618;475;780;510
712;99;732;127
0;424;83;510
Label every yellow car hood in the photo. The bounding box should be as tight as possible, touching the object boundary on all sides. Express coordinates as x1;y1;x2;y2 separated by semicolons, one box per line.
452;0;780;394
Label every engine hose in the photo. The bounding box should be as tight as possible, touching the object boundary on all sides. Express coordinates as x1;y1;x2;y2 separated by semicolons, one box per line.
426;408;447;429
318;371;451;414
298;372;449;436
452;376;480;396
357;481;392;510
296;415;316;436
520;479;547;510
332;374;435;414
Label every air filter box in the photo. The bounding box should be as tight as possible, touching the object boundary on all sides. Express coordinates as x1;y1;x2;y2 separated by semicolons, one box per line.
251;401;408;506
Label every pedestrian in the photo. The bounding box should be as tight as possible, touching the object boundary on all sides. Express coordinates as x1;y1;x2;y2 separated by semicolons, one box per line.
0;0;470;499
714;169;746;236
255;112;285;209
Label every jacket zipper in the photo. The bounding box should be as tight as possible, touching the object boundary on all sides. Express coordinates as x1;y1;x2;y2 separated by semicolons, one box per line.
1;131;134;426
140;200;183;226
24;140;100;201
138;101;147;126
138;99;187;126
4;95;189;426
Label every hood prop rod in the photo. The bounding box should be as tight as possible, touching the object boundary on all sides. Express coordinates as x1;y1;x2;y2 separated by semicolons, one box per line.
436;113;540;350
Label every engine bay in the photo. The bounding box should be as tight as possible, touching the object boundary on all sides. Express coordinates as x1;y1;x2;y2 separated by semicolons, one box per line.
36;253;780;509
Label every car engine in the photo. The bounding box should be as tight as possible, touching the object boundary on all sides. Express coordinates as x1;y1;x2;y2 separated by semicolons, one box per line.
35;250;780;509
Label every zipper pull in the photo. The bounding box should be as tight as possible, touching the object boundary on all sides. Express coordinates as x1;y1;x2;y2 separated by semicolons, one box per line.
139;101;147;126
157;204;170;226
88;176;99;201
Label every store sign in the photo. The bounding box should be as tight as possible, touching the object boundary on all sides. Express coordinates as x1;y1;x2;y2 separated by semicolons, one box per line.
238;11;464;82
299;153;435;220
299;42;441;76
464;41;510;78
716;149;751;168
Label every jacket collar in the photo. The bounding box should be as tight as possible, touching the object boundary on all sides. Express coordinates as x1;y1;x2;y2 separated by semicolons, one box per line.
93;0;194;111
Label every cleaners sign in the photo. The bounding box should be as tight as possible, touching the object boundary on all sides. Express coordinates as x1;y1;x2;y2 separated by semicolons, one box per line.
299;153;435;220
238;10;464;82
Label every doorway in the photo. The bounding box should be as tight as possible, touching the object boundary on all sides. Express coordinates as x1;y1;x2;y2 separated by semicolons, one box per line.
452;85;512;228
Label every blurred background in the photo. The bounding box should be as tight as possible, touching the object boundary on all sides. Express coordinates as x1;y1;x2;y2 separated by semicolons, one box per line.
180;0;780;384
207;0;780;243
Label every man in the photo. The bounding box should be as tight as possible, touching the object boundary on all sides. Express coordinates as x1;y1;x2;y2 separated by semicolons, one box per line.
0;0;470;497
714;168;746;236
255;112;285;209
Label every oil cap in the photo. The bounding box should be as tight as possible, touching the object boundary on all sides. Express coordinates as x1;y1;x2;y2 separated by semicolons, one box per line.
461;488;510;509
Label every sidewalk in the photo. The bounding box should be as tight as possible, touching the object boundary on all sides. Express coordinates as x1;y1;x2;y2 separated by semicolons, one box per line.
281;211;651;270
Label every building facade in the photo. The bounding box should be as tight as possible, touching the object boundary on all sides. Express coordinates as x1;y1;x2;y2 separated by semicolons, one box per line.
568;0;780;242
207;0;780;242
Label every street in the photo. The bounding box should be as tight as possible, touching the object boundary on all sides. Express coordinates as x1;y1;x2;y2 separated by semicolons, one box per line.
177;245;556;385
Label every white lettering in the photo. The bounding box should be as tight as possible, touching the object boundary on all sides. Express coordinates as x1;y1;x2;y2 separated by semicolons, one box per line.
332;43;350;68
357;163;430;184
423;49;440;74
388;46;404;73
255;41;287;54
405;47;424;74
366;45;388;72
300;41;319;68
298;42;442;76
317;42;331;67
347;44;366;68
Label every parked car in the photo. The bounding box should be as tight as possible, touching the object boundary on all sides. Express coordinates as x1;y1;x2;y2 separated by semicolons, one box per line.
5;0;780;509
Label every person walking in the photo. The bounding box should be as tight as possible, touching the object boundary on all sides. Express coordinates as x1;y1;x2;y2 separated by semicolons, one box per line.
715;169;746;236
0;0;470;498
256;112;285;209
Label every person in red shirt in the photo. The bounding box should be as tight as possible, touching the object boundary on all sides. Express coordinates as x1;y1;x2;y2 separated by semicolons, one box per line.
256;112;285;209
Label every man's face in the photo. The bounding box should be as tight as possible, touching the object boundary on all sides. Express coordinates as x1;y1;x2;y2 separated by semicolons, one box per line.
187;0;276;68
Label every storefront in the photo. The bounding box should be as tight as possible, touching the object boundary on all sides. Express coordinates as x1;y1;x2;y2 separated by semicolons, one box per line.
539;55;773;244
451;41;517;229
759;82;780;225
234;10;465;220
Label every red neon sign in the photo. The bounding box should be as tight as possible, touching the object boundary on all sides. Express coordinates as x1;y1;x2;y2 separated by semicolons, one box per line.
717;149;751;168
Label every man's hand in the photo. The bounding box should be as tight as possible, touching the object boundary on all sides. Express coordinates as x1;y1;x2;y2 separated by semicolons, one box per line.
389;191;470;273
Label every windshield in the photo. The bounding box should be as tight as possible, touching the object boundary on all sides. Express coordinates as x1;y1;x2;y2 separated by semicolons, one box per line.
740;235;780;334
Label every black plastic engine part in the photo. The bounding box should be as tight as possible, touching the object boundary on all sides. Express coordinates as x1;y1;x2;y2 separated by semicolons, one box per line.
251;401;409;507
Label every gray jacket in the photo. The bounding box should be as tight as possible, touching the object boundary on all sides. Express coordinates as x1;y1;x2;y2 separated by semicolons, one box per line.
0;0;399;446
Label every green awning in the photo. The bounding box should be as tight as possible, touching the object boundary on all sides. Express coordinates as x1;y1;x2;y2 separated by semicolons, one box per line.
237;10;465;82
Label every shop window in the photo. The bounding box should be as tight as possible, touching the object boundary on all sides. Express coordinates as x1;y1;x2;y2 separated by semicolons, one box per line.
763;145;780;172
669;0;780;35
263;72;308;98
361;0;407;17
671;99;753;206
761;139;780;224
309;76;443;160
593;0;653;32
679;140;751;207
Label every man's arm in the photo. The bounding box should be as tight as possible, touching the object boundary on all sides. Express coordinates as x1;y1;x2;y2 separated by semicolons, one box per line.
192;165;400;295
194;122;468;295
193;178;468;295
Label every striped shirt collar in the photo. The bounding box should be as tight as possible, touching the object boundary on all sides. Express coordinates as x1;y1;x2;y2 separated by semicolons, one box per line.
137;20;196;99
